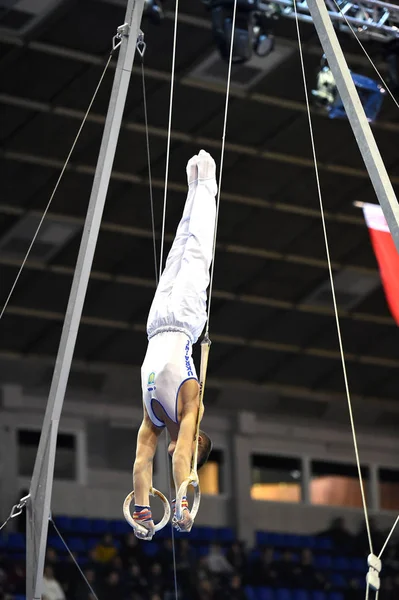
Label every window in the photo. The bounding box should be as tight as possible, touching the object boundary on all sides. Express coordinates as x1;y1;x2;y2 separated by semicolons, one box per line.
251;454;302;503
311;460;369;508
18;429;77;480
379;468;399;511
199;449;224;495
170;449;224;495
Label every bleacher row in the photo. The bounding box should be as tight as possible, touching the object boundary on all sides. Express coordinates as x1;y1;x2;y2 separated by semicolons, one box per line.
1;516;367;600
244;590;344;600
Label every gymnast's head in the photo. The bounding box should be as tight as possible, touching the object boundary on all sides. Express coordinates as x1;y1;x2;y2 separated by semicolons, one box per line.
168;430;212;470
196;430;213;470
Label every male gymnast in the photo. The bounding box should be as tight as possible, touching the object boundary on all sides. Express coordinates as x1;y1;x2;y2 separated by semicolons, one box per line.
132;150;217;540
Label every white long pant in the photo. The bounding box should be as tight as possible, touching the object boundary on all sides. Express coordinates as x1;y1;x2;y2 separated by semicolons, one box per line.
147;179;217;345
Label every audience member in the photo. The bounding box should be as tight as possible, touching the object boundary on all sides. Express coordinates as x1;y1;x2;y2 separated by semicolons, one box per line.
42;564;65;600
226;542;247;574
206;543;234;576
251;547;277;587
102;570;124;600
222;574;248;600
92;533;118;563
318;517;354;553
294;548;327;590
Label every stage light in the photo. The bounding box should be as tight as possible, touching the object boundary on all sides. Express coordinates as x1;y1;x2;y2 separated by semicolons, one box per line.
312;58;386;123
203;0;275;64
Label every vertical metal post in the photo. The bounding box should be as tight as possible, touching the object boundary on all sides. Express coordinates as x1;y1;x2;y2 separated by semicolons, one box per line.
307;0;399;253
26;1;145;598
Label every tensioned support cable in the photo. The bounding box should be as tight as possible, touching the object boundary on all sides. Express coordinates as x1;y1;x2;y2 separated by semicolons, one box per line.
293;0;374;563
331;0;399;110
0;51;114;321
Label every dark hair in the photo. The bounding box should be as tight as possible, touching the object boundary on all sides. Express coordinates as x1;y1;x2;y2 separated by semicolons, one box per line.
197;430;213;470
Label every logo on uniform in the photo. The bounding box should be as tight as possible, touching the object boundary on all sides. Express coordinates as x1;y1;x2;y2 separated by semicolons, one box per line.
185;340;194;377
147;372;156;392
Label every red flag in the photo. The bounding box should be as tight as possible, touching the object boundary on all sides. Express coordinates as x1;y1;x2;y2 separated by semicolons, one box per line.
362;202;399;326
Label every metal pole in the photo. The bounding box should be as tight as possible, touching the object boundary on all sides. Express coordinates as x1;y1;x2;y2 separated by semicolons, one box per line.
26;1;145;598
306;0;399;252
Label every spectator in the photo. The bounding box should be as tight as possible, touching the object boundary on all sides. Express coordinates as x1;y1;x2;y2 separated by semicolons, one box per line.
318;517;354;553
222;574;248;600
176;538;196;592
102;570;124;600
42;564;65;600
195;579;215;600
226;542;247;574
206;544;234;576
126;562;148;597
251;547;277;587
120;532;144;568
148;562;165;596
197;555;212;583
295;548;327;590
92;533;118;563
75;568;97;600
274;550;297;588
56;551;80;596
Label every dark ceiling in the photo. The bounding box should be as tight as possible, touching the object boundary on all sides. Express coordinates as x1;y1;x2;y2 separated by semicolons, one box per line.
1;0;399;418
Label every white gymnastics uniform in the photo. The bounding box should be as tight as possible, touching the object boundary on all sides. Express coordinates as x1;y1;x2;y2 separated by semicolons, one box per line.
141;177;216;428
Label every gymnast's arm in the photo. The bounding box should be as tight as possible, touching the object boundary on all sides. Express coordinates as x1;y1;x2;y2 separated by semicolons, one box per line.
133;409;162;506
173;378;201;491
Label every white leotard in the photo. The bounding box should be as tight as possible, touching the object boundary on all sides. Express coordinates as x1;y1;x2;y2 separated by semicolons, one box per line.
141;331;197;428
141;178;216;428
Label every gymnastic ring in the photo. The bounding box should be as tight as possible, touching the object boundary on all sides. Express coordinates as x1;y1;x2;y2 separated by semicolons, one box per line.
123;487;171;537
174;476;201;523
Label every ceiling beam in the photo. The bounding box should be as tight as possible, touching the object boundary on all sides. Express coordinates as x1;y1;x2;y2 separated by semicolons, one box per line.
1;34;398;135
0;348;396;405
2;93;397;192
0;254;393;326
0;195;378;275
4;304;398;369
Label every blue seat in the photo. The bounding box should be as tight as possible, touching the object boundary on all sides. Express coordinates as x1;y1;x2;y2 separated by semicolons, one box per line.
332;557;351;571
351;558;366;572
285;534;300;548
298;535;316;548
47;536;65;552
197;545;210;557
293;591;310;600
66;537;86;553
86;537;100;550
245;586;259;600
142;542;160;557
311;592;327;600
329;594;344;600
90;519;109;534
315;537;333;551
259;588;274;600
53;516;72;532
314;555;332;570
330;573;346;588
71;517;91;534
275;590;292;600
217;527;235;542
7;533;26;550
14;596;26;600
195;526;215;542
109;519;131;535
0;535;6;549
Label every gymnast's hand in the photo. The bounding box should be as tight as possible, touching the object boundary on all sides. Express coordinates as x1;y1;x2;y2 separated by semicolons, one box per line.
133;507;155;541
172;496;193;533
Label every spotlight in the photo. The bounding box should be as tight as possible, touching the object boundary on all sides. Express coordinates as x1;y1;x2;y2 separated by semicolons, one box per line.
144;0;164;24
203;0;274;64
312;58;386;123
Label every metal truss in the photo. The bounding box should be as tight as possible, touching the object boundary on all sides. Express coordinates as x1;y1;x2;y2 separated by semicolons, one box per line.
259;0;399;42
